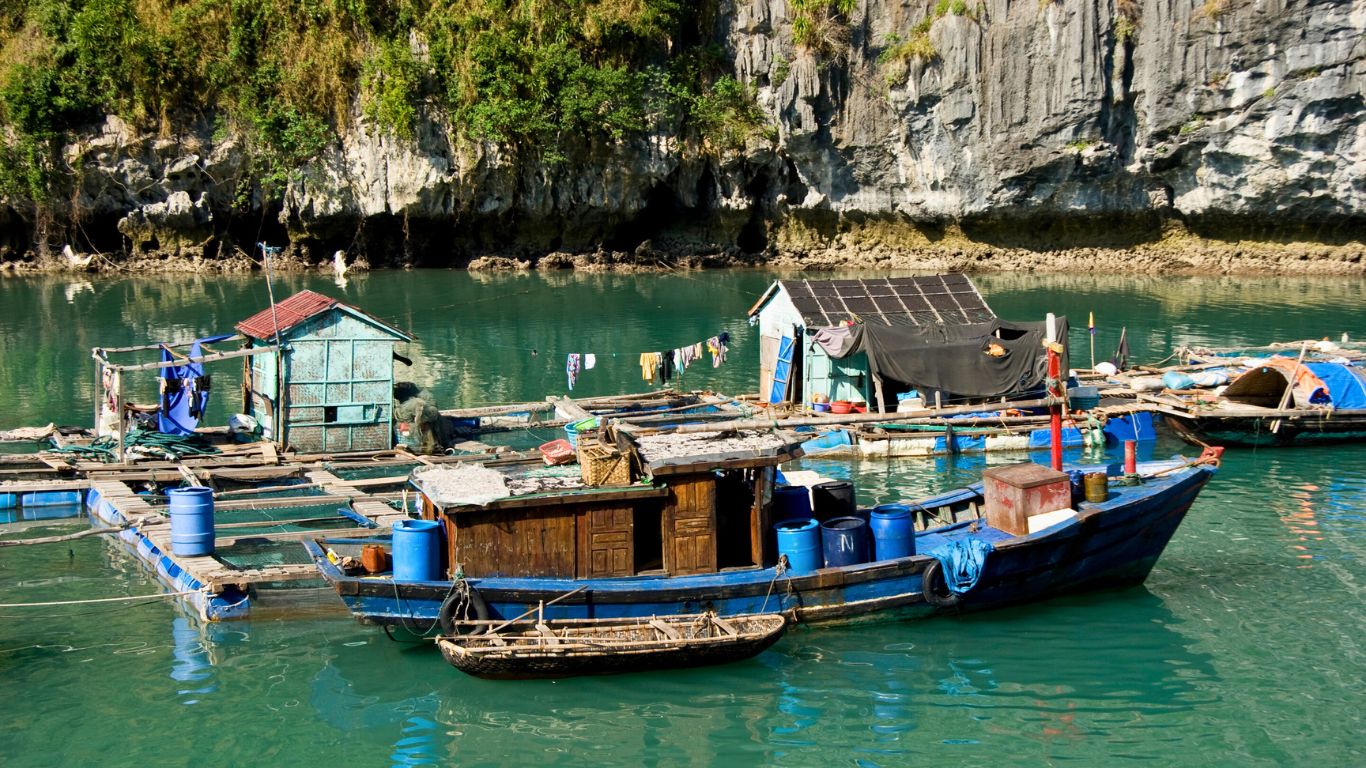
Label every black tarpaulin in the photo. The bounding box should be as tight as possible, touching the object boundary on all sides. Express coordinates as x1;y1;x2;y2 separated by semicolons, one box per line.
820;318;1068;398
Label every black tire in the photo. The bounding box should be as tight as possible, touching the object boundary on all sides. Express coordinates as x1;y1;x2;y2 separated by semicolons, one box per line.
438;583;490;635
922;560;960;608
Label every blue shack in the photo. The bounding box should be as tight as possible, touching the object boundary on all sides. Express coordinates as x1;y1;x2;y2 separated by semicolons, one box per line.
746;275;998;412
236;290;413;453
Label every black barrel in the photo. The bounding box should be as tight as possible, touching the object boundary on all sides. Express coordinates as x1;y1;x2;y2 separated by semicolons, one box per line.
810;480;856;523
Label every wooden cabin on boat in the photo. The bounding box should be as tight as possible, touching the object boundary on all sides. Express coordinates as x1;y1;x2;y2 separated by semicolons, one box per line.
746;275;997;411
235;290;413;453
410;430;805;579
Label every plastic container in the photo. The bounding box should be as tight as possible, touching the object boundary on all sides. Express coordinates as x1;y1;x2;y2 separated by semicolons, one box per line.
869;505;916;561
851;402;868;413
830;400;853;415
562;417;599;447
774;485;813;521
812;402;831;413
811;480;857;522
774;518;822;573
821;516;870;568
538;438;576;465
168;487;215;557
1068;385;1100;411
1068;469;1086;506
392;519;443;581
1083;472;1109;503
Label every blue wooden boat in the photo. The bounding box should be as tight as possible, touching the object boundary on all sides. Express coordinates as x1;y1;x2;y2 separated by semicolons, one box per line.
305;428;1217;631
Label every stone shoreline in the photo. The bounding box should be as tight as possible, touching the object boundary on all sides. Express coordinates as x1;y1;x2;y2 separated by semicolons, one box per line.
2;237;1362;277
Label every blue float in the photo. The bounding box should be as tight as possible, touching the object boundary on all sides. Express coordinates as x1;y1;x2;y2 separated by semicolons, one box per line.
392;519;443;582
870;505;916;561
821;516;869;568
168;487;215;557
774;518;821;573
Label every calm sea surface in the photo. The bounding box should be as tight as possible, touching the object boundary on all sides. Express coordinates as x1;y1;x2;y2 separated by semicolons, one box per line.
0;271;1362;766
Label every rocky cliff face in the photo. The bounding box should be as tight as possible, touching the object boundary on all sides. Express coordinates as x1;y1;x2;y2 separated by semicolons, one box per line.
5;0;1364;273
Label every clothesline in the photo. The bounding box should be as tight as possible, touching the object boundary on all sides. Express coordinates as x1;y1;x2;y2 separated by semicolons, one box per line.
566;333;731;390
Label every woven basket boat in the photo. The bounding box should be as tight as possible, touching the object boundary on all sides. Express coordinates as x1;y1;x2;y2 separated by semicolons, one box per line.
435;612;789;679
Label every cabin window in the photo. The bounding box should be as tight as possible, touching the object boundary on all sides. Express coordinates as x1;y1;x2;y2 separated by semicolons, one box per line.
323;405;338;423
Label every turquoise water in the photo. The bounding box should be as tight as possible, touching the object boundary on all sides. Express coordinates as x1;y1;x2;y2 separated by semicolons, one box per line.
0;271;1363;765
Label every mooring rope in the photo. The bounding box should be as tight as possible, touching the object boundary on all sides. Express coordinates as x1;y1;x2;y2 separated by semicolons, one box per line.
0;589;202;608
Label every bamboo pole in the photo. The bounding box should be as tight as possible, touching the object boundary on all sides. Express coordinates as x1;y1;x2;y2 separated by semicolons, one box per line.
630;397;1053;434
1270;342;1309;434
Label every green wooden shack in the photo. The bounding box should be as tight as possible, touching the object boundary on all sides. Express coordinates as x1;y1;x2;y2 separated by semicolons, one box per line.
236;290;413;453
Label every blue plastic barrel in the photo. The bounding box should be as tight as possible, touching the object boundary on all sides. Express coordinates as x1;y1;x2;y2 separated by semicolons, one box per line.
820;516;869;568
392;519;443;582
774;518;821;573
774;485;812;521
869;505;916;561
168;487;215;557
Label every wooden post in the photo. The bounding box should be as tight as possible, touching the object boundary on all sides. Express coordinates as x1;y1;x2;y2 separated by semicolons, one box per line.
115;369;126;463
93;355;103;435
1270;342;1309;434
873;374;886;415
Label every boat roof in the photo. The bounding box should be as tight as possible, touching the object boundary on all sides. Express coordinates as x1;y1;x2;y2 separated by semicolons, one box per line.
411;430;804;508
631;429;805;476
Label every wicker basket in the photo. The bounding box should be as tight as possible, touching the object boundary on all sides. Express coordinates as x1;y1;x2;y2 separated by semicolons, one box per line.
578;444;631;486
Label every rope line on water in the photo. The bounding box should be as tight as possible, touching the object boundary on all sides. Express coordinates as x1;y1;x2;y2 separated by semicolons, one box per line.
0;589;202;608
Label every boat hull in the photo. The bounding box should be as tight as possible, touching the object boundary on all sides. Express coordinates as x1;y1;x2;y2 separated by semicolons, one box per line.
306;463;1214;630
1168;412;1366;447
437;615;788;679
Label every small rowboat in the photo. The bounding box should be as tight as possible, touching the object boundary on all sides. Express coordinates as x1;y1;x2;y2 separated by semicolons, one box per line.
435;612;789;679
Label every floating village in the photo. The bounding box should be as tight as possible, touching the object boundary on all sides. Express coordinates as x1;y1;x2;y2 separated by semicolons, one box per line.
2;274;1362;679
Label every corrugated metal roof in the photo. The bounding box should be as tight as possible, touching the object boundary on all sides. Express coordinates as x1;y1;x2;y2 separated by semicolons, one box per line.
235;289;412;341
752;274;996;328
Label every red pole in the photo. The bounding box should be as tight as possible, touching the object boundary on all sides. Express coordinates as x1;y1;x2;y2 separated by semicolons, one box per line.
1049;345;1063;471
1124;439;1137;474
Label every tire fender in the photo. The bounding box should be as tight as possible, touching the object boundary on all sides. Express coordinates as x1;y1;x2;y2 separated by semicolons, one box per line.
922;560;960;608
438;583;490;635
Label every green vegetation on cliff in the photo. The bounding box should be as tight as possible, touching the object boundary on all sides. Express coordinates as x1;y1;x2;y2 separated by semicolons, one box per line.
0;0;768;203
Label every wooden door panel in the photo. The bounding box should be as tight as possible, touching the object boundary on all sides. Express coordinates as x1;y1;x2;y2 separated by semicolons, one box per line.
581;506;633;578
664;477;716;575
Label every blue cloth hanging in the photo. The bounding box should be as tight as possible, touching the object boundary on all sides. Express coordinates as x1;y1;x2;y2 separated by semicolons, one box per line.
928;537;995;594
158;334;233;435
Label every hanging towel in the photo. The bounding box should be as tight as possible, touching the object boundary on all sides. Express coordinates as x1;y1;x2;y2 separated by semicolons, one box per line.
584;353;596;370
927;537;995;594
566;354;581;391
640;352;659;383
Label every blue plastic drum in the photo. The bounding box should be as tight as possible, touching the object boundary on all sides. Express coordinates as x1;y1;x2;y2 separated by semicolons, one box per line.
168;487;215;557
392;519;443;582
869;504;916;561
774;518;821;573
774;485;812;521
820;516;869;568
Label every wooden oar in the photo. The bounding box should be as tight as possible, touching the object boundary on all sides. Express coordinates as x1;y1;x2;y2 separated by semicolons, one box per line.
480;585;588;636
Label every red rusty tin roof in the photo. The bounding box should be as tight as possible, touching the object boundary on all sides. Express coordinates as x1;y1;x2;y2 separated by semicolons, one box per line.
235;289;411;341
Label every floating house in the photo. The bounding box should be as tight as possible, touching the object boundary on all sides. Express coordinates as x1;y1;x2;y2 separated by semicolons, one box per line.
236;290;412;453
747;275;999;410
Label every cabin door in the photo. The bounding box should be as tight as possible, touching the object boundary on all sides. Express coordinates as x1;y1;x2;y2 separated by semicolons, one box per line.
579;507;634;578
663;477;717;576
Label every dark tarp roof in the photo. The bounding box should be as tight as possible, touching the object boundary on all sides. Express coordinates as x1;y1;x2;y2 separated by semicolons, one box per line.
822;318;1068;398
749;274;997;328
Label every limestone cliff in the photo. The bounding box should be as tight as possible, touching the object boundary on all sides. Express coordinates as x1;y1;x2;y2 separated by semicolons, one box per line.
4;0;1364;273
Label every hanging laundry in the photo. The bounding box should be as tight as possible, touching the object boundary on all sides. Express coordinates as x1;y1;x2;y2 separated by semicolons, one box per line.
584;353;596;370
566;353;581;391
660;350;676;383
640;352;660;383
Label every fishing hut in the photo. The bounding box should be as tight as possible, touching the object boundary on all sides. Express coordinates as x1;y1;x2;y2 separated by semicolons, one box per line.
746;275;998;411
236;290;413;453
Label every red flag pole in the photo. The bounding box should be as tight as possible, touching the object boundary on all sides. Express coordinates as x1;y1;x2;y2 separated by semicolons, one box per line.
1047;314;1063;472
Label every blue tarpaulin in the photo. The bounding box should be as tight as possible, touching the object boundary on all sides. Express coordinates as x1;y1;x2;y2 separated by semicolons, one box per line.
1305;363;1366;410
